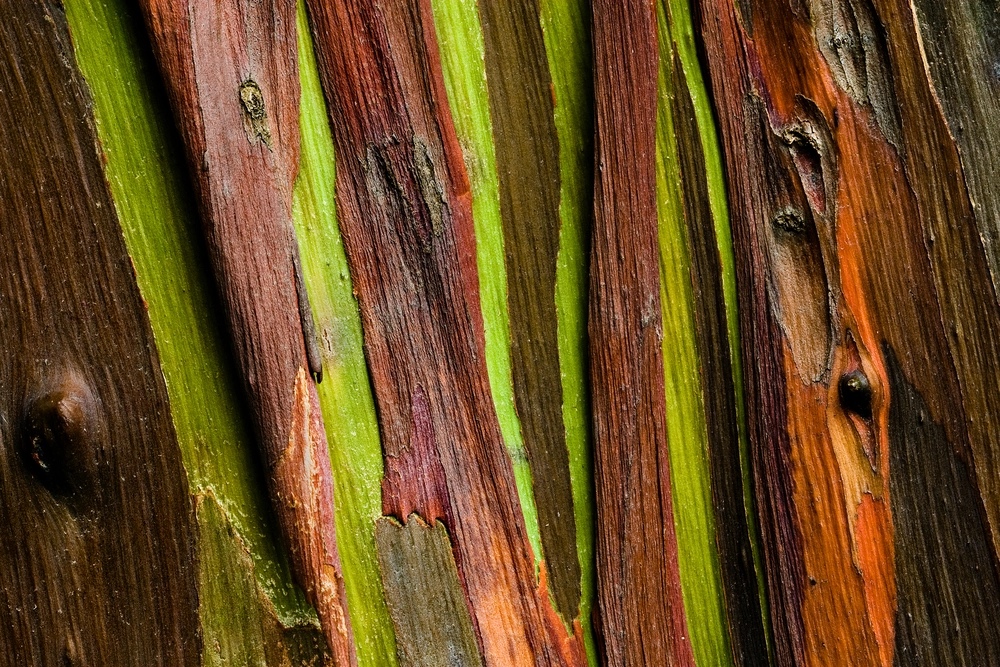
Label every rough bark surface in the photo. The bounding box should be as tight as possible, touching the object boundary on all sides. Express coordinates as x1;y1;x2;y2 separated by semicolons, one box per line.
135;1;355;662
671;52;770;667
305;0;586;665
0;2;198;664
375;515;484;667
477;0;582;624
590;1;695;664
698;0;1000;663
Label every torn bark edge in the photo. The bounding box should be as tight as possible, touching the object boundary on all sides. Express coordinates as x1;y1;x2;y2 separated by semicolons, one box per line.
273;367;356;666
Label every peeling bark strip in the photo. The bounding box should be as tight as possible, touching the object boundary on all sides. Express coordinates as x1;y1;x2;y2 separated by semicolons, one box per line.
671;53;770;667
0;2;197;664
304;1;586;665
477;0;581;622
590;1;694;664
375;515;484;667
699;0;1000;663
135;2;355;663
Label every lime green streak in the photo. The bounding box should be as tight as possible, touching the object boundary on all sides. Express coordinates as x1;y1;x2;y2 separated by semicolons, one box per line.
655;2;734;665
538;1;598;663
292;4;400;665
665;0;774;659
64;0;315;627
429;0;543;563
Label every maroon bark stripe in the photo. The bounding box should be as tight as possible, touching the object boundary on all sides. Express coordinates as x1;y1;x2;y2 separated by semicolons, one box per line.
303;0;586;664
589;0;695;664
135;2;355;662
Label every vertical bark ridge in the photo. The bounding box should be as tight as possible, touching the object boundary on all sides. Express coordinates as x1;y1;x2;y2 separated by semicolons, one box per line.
590;0;695;664
671;47;771;667
477;0;582;623
885;347;1000;666
304;0;586;664
135;1;356;662
0;1;198;663
699;0;1000;663
872;0;1000;582
696;5;807;664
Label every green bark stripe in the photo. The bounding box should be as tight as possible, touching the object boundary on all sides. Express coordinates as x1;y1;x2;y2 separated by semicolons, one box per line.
655;0;773;663
293;3;400;664
654;5;733;662
63;0;315;627
477;0;581;623
429;0;544;563
538;0;598;662
664;0;773;659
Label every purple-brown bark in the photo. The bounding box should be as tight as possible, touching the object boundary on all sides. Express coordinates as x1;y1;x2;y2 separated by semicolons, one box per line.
589;1;695;664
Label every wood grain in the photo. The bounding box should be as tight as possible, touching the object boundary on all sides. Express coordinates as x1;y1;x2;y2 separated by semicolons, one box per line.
375;515;484;667
0;1;198;663
590;0;695;664
671;52;770;667
304;0;586;664
135;1;355;662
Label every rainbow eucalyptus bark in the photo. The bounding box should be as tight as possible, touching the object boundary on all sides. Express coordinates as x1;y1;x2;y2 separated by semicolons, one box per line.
698;0;1000;664
303;0;587;664
589;1;695;664
0;3;198;663
135;2;356;662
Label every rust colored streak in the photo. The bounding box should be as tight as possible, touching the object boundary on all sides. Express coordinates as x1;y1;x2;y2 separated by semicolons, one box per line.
785;353;884;666
590;0;695;664
136;2;354;662
700;0;1000;662
696;0;889;663
277;369;356;661
304;0;583;664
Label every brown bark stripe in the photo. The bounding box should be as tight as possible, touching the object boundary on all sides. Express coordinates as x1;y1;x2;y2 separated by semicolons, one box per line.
0;2;198;663
590;0;695;664
135;1;355;662
477;0;581;622
886;347;1000;665
698;0;1000;663
304;0;585;664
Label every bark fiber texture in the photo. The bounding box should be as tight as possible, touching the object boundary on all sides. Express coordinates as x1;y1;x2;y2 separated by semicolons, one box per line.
0;2;198;663
590;1;695;664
